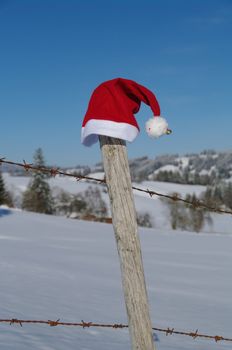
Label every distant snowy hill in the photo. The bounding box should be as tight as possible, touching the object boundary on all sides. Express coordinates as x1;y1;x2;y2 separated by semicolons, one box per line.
2;150;232;184
61;150;232;183
0;208;231;350
128;150;232;183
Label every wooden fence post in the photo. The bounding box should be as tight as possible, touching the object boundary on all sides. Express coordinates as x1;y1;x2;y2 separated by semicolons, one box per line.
99;135;155;350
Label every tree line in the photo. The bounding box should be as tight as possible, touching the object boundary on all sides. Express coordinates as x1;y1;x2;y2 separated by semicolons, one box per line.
152;169;219;186
1;148;232;232
0;148;152;228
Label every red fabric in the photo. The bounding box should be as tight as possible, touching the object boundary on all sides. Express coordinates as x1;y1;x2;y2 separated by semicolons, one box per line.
82;78;161;129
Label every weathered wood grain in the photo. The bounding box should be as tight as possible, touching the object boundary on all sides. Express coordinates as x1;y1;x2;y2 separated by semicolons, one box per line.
100;136;155;350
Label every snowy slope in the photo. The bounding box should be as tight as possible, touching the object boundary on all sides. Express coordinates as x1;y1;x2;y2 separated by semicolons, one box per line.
4;172;232;234
0;208;232;350
129;151;232;181
133;180;205;198
2;172;206;232
3;173;206;198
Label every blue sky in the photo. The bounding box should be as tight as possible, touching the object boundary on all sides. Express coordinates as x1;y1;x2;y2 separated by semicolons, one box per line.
0;0;232;166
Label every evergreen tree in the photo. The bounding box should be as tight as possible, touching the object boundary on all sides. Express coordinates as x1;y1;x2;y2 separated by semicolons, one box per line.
137;212;153;228
163;193;189;230
54;190;72;215
69;194;87;215
223;183;232;209
203;187;214;207
212;186;223;207
163;192;212;233
84;186;108;217
186;194;204;232
183;168;189;184
186;193;212;233
22;148;54;214
0;172;7;205
0;172;13;206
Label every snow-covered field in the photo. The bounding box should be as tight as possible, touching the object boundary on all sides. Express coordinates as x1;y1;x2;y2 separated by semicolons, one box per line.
0;207;232;350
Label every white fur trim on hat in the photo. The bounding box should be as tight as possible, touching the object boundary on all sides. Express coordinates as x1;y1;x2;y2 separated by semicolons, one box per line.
81;119;139;146
145;116;168;138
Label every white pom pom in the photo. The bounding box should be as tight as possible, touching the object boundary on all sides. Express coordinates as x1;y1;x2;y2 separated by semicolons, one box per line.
145;116;168;138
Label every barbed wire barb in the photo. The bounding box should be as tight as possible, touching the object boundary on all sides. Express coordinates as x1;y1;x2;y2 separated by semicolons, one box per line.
23;160;33;172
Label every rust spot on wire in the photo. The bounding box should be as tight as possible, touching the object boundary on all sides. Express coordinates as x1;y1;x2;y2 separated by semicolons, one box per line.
10;319;22;327
80;320;92;328
48;319;60;327
190;329;199;339
112;323;126;329
23;160;33;172
147;189;153;198
50;168;59;177
165;327;174;335
215;335;224;342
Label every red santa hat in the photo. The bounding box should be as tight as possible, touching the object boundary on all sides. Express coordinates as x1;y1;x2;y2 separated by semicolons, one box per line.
81;78;170;147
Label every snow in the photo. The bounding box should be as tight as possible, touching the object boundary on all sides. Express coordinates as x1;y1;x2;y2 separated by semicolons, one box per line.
176;156;189;168
3;173;30;193
3;173;206;200
0;208;232;349
133;181;232;234
4;173;206;201
199;169;210;176
135;181;206;198
153;165;180;174
3;173;98;196
87;172;105;180
199;166;216;176
199;154;207;159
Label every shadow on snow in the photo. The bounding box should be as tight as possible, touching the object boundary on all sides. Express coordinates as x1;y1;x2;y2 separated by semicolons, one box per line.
0;207;12;218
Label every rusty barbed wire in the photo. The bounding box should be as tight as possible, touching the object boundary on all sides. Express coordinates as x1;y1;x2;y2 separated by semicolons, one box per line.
0;158;105;184
0;318;231;343
1;157;232;216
